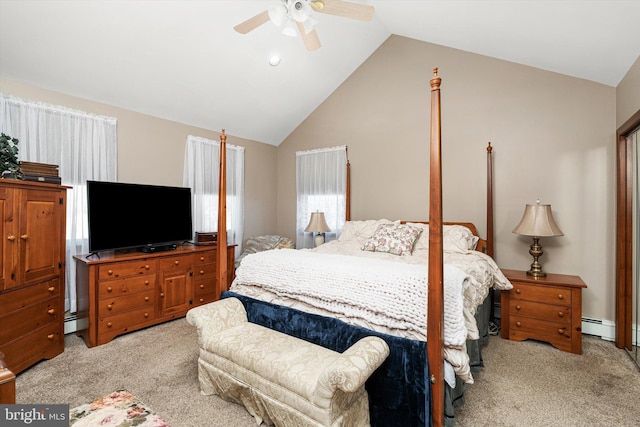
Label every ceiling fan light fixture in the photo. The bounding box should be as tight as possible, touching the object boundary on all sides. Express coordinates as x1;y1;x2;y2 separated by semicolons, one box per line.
289;0;312;22
281;20;298;37
268;4;287;27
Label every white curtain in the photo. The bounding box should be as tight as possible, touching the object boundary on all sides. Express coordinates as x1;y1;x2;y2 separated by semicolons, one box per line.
183;135;244;258
296;145;347;249
0;93;117;314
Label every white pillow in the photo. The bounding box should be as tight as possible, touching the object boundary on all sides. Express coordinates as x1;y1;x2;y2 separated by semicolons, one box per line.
406;223;479;252
444;225;479;252
338;219;395;243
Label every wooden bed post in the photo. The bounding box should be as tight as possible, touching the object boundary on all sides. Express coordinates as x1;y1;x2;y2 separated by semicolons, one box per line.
217;129;228;295
486;142;494;259
346;146;351;221
427;68;444;427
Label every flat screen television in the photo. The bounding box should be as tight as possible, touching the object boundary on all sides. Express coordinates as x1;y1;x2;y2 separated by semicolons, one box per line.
87;180;193;253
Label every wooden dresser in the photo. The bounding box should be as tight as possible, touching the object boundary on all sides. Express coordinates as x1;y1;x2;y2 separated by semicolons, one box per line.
0;180;67;374
74;244;234;347
501;269;587;354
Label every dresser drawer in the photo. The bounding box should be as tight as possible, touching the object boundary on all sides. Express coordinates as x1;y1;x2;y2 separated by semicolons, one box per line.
511;282;572;305
158;255;193;271
0;278;60;314
509;299;572;324
99;260;156;280
194;278;216;296
98;274;155;298
193;292;216;306
194;263;216;278
509;315;572;350
194;251;216;265
98;307;153;336
98;290;155;315
0;296;60;344
0;323;62;374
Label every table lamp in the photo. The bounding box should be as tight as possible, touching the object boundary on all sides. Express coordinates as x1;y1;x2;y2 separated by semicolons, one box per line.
512;200;563;277
305;211;330;247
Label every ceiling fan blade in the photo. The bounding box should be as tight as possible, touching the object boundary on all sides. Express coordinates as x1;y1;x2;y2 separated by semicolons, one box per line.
233;10;270;34
313;0;375;21
296;21;321;51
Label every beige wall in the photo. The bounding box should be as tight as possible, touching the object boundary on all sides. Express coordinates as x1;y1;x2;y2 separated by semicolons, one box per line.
277;35;617;323
616;55;640;128
0;77;279;242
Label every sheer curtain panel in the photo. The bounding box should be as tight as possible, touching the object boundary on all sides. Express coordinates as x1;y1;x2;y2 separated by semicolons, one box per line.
183;135;244;258
0;93;117;314
296;145;347;249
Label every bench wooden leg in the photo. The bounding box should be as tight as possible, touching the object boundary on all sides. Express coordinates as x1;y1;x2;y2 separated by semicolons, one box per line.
0;352;16;404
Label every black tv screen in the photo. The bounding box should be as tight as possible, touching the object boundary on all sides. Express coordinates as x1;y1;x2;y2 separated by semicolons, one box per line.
87;180;192;253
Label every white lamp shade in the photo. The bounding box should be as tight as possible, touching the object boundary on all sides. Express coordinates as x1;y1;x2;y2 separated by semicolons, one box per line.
512;204;564;237
305;212;330;233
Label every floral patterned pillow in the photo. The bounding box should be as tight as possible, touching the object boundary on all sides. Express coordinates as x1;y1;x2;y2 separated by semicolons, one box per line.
361;223;422;256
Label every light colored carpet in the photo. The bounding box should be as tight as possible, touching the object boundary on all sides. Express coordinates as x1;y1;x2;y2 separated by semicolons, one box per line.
15;318;640;426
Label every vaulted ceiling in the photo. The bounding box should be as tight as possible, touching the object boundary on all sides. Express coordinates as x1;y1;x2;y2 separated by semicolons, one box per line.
1;1;639;146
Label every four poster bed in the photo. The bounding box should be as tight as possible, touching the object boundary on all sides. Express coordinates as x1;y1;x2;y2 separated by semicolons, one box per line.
210;69;511;426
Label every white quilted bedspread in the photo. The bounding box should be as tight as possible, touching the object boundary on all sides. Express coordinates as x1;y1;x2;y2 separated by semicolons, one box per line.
232;248;470;348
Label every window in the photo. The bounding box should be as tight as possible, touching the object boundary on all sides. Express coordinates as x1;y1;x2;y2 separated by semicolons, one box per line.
0;93;117;313
183;135;245;258
296;146;347;249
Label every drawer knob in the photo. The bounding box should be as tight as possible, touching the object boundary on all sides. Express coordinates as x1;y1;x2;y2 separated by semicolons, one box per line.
108;269;113;275
107;304;113;310
515;288;522;294
199;298;204;303
558;328;565;335
145;264;150;270
516;321;522;327
200;270;205;275
48;308;55;315
160;293;164;298
7;234;15;241
558;311;565;317
144;296;150;302
47;334;54;340
145;280;150;285
107;286;113;292
48;286;55;293
107;322;113;328
144;312;149;318
515;305;521;310
20;234;28;240
174;260;179;265
200;256;205;261
200;284;205;289
558;294;564;300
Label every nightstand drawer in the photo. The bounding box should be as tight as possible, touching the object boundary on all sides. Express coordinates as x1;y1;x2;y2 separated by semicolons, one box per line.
509;315;573;351
511;282;572;305
509;299;572;324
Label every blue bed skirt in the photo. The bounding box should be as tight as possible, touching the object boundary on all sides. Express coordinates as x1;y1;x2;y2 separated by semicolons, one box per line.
221;291;432;427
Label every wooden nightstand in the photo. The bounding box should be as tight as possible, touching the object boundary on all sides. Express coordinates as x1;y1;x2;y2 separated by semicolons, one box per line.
501;269;587;354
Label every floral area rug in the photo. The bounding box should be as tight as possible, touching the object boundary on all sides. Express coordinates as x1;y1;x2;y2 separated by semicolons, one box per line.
69;390;170;426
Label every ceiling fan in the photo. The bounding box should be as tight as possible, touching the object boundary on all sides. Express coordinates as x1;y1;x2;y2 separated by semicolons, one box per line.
234;0;375;51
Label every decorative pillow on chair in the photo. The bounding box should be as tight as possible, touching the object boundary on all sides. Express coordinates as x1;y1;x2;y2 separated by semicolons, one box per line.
361;224;422;256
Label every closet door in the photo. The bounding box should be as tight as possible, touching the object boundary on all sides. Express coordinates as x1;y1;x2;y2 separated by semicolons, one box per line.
616;111;640;369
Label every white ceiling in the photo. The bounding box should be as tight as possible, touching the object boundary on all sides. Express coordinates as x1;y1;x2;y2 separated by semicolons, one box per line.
1;0;639;146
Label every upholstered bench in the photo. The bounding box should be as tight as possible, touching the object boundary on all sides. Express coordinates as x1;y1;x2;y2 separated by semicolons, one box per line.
186;297;390;427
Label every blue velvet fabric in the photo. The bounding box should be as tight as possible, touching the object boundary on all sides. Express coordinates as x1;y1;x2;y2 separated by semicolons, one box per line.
222;291;431;427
